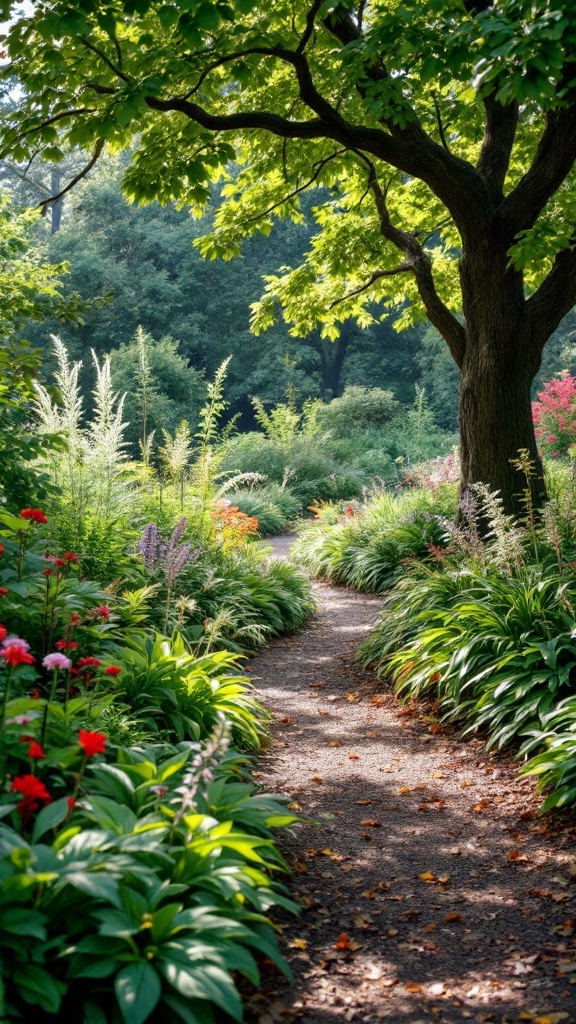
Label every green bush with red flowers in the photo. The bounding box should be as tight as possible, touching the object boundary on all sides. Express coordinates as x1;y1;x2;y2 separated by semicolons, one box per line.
0;507;298;1023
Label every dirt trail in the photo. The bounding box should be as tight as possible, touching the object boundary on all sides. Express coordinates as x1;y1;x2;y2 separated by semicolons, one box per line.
246;536;576;1024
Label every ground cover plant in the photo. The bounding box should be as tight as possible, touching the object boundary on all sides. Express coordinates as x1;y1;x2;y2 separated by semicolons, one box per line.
0;340;311;1023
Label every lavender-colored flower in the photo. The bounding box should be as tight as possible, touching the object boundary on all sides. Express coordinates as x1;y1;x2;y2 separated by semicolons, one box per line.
140;523;160;571
2;636;30;651
43;652;73;671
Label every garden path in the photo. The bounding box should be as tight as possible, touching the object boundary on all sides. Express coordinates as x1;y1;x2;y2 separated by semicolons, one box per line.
245;535;576;1024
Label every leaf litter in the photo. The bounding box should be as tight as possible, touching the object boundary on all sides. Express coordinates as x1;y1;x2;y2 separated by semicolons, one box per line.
244;545;576;1024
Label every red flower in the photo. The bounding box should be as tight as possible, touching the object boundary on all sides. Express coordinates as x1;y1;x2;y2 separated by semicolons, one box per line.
0;587;8;597
55;640;79;651
31;688;41;700
20;509;48;524
95;605;111;619
53;559;66;568
0;625;6;643
78;729;107;758
104;665;121;676
66;796;75;812
0;543;4;557
77;656;101;669
69;613;81;626
69;685;80;697
11;774;51;819
63;552;79;562
43;569;54;577
27;742;46;760
1;645;35;667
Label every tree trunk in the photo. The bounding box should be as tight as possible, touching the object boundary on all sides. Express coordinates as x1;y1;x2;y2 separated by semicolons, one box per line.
318;321;352;399
458;238;546;517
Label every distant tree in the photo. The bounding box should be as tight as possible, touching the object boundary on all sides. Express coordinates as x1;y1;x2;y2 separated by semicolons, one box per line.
108;328;205;458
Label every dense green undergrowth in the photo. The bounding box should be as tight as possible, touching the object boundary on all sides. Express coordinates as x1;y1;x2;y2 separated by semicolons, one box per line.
0;341;312;1023
297;458;576;813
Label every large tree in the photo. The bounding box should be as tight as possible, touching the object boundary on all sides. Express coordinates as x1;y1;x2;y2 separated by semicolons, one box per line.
2;0;576;513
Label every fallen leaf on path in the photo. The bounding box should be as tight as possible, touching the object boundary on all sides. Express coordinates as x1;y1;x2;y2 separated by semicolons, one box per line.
473;800;490;812
362;890;376;898
419;871;436;882
346;692;361;701
405;981;423;992
289;938;309;950
461;780;472;788
444;912;462;923
533;1015;569;1024
327;741;341;747
360;819;381;827
378;882;389;890
288;802;302;811
353;914;373;929
280;716;293;725
507;849;528;862
334;932;361;951
399;786;410;794
293;861;308;873
432;772;445;779
425;924;437;932
355;799;372;805
311;776;323;782
553;921;575;936
387;928;398;936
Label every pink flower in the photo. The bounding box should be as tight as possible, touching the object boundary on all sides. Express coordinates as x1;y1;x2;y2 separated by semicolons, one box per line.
42;653;72;671
2;636;30;651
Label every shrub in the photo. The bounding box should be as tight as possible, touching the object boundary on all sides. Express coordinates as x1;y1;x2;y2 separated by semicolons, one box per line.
226;483;301;535
532;373;576;458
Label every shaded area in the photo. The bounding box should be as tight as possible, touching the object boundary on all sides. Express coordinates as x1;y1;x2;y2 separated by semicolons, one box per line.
247;540;576;1024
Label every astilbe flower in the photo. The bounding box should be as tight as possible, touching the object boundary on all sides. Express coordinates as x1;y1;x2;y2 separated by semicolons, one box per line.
140;518;199;583
172;716;230;827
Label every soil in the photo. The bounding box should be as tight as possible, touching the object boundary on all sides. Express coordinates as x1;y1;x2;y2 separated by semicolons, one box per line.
245;535;576;1024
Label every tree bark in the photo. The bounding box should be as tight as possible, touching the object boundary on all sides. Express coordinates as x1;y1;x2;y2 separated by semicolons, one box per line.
317;321;352;399
458;235;546;516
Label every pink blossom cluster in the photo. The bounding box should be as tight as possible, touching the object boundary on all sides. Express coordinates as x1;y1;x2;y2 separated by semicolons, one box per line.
532;374;576;458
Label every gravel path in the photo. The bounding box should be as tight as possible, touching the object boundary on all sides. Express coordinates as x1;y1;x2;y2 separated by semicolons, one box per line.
246;537;576;1024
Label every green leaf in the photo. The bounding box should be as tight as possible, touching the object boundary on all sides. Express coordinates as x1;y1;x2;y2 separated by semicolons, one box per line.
31;797;71;843
115;962;162;1024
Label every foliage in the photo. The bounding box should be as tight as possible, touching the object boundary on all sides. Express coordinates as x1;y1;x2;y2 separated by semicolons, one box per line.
532;374;576;459
0;497;300;1023
33;337;140;582
314;386;399;434
109;329;205;459
226;483;301;536
294;484;458;592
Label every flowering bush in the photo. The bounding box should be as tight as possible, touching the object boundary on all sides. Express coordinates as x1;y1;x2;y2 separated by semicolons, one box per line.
532;374;576;458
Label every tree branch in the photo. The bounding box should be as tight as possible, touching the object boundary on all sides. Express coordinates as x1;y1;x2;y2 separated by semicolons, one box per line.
296;0;324;53
79;36;130;82
0;108;97;155
476;94;518;195
432;93;450;152
240;149;348;224
329;264;414;308
501;100;576;237
527;239;576;353
365;166;466;366
37;139;104;214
